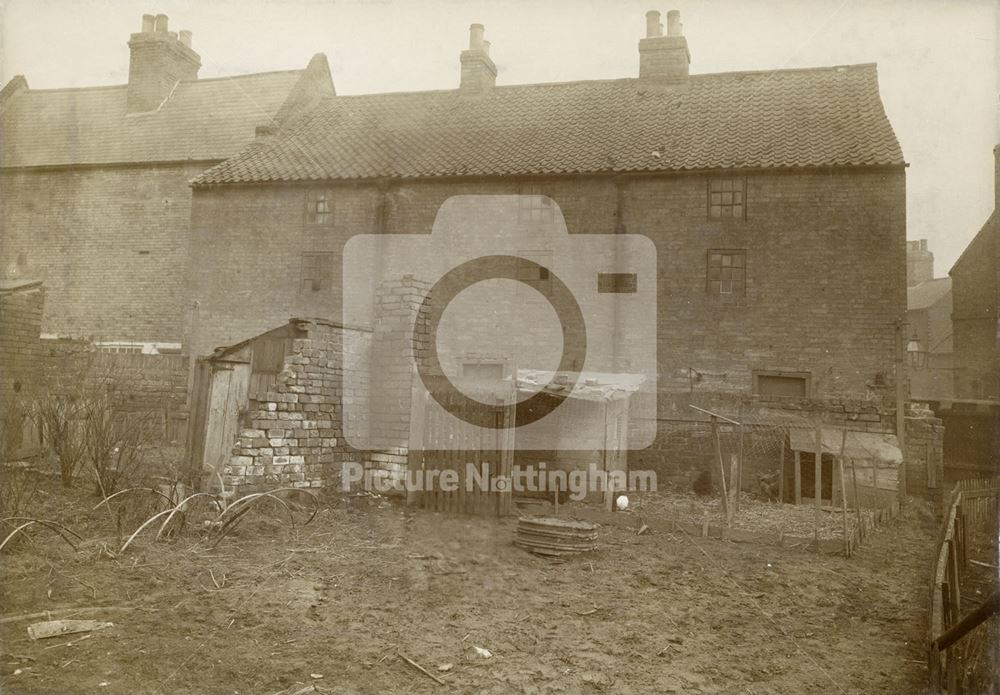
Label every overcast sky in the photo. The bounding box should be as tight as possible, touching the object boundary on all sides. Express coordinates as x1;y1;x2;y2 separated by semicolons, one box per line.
2;0;997;272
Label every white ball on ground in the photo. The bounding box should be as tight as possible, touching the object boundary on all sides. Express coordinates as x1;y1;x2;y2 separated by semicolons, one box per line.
616;495;629;511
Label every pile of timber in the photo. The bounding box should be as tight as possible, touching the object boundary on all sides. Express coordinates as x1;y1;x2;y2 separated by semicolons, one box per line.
514;516;598;556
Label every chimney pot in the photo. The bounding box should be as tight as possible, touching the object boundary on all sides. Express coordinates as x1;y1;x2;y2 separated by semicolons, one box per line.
666;10;682;37
482;39;491;57
469;23;485;50
179;30;192;48
645;10;662;38
154;14;168;33
141;14;155;32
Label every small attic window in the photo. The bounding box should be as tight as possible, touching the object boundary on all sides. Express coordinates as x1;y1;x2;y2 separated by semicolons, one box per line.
518;184;555;224
305;190;334;225
708;178;746;219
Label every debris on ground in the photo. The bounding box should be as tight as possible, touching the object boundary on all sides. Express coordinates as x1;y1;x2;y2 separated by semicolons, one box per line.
27;620;113;641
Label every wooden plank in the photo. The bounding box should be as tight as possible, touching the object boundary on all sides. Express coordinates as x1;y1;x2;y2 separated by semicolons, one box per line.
794;450;802;505
712;416;730;520
814;422;823;543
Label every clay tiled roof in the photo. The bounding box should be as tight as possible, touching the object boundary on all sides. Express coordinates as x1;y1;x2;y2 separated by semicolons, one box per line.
0;70;306;168
193;63;904;185
907;278;952;311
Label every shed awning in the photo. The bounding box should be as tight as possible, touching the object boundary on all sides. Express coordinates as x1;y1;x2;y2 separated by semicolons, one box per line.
788;428;902;464
516;370;645;402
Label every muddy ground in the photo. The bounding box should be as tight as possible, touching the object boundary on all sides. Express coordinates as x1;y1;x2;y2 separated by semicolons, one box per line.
1;479;941;695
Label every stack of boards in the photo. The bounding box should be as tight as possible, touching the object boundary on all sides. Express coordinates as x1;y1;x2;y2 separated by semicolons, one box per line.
515;516;598;556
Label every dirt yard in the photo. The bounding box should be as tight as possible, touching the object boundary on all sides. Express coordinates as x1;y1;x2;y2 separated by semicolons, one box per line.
1;477;940;695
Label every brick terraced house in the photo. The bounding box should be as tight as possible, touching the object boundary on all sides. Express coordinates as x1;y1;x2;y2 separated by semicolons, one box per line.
185;10;910;487
0;13;334;350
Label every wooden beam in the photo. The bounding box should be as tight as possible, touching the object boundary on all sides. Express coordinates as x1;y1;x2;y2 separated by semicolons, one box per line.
933;589;1000;652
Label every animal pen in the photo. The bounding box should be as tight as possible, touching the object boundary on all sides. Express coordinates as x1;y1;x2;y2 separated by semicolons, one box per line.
645;399;904;555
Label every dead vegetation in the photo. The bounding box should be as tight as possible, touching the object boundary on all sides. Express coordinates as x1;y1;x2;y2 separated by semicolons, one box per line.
0;474;939;695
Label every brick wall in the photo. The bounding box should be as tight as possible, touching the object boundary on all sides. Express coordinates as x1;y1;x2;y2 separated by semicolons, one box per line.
0;283;45;459
189;166;907;482
218;279;431;494
224;320;366;491
0;162;212;343
190;168;905;393
951;218;999;400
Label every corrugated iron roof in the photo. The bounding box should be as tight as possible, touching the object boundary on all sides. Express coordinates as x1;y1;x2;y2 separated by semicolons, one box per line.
517;370;645;402
788;428;902;464
193;63;904;185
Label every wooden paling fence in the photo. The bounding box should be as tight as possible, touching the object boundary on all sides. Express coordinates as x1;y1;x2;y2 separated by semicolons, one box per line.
407;377;515;517
927;478;1000;694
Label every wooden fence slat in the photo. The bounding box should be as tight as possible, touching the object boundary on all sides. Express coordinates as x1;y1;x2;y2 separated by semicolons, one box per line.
926;478;1000;694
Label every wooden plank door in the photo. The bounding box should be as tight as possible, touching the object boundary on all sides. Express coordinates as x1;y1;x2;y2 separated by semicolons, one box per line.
200;362;251;486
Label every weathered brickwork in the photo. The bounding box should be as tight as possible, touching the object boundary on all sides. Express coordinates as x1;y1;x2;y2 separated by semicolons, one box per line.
223;320;362;491
219;278;430;494
950;216;999;401
0;163;209;343
0;282;46;458
189;168;906;477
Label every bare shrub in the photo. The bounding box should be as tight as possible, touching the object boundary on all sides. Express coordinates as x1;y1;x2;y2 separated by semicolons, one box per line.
0;464;39;518
82;397;157;497
32;393;87;487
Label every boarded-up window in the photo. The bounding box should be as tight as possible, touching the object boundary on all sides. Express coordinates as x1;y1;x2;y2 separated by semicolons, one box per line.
301;253;333;292
598;273;638;294
753;371;810;398
252;339;287;375
463;362;505;381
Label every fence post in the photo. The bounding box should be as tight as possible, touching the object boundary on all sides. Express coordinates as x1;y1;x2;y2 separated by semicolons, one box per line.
927;642;941;694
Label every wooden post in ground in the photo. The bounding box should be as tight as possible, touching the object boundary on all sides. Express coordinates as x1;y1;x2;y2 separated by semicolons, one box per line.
736;404;745;513
711;415;729;522
778;442;786;504
728;454;738;525
850;457;866;540
838;427;849;556
814;421;823;544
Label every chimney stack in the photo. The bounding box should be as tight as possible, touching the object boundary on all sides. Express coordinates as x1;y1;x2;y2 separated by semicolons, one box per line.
906;239;934;287
459;23;497;95
127;13;201;113
638;9;690;83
